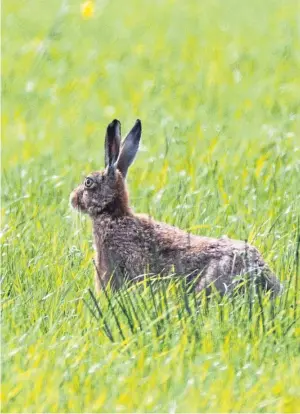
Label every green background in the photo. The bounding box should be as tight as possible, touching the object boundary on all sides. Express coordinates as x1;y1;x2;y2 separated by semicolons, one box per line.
2;0;300;412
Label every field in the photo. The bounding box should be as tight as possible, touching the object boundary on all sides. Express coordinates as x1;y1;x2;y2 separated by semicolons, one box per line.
2;0;300;412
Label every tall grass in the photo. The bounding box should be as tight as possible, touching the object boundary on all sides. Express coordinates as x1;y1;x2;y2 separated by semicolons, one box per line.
2;0;300;412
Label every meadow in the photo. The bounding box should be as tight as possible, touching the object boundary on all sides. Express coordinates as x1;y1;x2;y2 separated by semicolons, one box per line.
1;0;300;412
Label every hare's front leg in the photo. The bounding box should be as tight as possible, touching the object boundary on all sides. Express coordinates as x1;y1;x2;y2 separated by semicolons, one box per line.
94;246;125;292
94;268;107;292
94;248;109;293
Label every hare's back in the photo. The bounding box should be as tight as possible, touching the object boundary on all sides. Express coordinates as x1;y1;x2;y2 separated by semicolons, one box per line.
137;214;253;255
136;214;216;249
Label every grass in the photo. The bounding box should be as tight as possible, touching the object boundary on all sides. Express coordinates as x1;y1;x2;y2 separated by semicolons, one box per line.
1;0;300;412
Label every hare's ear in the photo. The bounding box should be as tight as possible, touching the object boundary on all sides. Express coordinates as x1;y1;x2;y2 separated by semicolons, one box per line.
105;119;121;169
117;119;141;178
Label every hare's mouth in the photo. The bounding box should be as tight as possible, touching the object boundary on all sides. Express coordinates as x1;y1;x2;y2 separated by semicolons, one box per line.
70;189;86;212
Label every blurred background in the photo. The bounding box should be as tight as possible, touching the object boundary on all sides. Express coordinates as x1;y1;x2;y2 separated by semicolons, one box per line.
2;1;300;412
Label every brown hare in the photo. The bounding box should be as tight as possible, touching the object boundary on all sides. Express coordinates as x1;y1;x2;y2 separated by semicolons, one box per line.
70;119;281;295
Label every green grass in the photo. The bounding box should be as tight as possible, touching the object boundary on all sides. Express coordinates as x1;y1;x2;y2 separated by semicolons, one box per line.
2;0;300;412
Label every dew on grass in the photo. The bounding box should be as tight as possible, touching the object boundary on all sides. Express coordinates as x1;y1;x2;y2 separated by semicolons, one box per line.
0;225;10;238
88;363;103;374
169;401;177;414
42;292;54;301
54;181;64;188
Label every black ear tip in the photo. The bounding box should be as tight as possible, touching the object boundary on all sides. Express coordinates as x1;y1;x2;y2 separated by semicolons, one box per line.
135;119;142;130
107;119;121;135
109;119;120;127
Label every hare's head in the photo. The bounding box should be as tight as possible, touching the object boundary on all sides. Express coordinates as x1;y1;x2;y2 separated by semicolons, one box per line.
70;119;141;217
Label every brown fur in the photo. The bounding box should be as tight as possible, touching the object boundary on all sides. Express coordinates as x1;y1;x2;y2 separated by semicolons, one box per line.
70;120;281;295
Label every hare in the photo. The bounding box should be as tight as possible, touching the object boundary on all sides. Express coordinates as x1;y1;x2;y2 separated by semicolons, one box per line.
70;119;281;295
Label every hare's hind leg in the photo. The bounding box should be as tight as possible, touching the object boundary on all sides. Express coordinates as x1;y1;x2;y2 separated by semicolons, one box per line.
195;253;253;296
195;256;235;296
194;250;282;297
256;265;282;296
241;245;282;296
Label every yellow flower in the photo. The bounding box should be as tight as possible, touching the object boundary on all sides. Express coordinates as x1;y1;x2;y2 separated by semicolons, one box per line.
81;1;94;19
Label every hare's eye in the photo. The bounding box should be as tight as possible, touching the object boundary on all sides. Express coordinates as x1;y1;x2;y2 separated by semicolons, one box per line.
84;177;95;189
